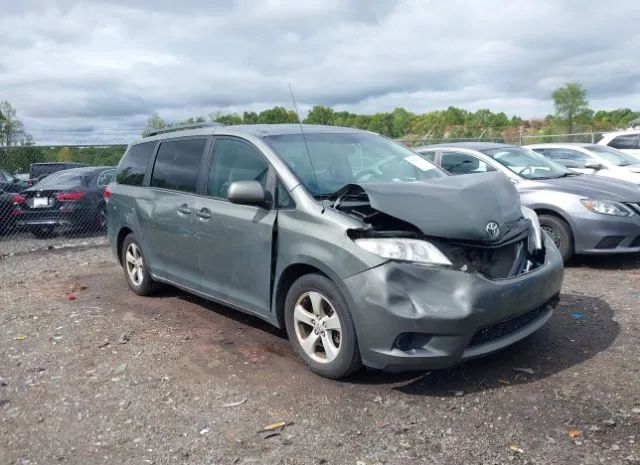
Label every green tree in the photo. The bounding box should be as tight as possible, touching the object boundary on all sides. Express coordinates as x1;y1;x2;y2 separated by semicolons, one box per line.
210;112;243;125
0;100;29;146
551;82;592;133
143;112;167;135
304;105;335;125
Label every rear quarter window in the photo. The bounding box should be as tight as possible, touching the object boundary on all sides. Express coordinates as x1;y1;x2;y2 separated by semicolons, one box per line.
116;142;156;186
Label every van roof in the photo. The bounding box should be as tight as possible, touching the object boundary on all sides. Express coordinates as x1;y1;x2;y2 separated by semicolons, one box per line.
137;124;370;144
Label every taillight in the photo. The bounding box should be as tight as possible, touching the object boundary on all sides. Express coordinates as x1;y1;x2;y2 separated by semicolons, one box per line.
55;192;85;202
104;186;111;203
12;194;26;205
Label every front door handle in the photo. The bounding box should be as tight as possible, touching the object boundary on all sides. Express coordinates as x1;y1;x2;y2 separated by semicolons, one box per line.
177;204;191;215
196;207;211;220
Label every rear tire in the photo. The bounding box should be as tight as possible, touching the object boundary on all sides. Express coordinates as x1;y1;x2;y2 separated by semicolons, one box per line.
539;214;573;262
121;233;157;296
284;274;362;379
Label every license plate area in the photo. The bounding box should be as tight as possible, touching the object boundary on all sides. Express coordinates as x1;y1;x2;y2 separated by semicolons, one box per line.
31;197;52;208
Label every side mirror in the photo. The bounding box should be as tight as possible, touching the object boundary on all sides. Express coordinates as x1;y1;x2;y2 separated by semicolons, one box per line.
228;180;266;206
584;161;603;170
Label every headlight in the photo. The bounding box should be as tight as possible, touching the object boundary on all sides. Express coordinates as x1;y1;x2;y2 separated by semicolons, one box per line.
522;206;542;250
354;238;452;265
580;199;633;217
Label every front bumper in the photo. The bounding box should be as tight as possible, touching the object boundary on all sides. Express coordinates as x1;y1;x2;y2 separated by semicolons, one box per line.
342;236;564;372
570;210;640;254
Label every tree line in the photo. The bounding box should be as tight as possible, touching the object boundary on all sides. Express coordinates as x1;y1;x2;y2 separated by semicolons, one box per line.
145;82;640;142
1;82;639;173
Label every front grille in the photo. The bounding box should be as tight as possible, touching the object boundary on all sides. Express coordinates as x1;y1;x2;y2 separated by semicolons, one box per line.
467;304;550;348
630;235;640;248
437;238;533;279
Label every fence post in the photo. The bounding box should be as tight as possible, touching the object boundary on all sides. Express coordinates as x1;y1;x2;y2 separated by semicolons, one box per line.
519;126;524;146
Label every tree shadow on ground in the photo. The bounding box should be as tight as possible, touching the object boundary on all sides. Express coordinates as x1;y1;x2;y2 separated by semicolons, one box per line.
347;293;619;396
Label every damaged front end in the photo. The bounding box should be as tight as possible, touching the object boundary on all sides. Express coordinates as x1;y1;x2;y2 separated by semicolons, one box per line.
331;173;546;280
332;174;564;372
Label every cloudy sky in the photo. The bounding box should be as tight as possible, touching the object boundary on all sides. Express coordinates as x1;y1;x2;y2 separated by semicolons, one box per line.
2;0;640;144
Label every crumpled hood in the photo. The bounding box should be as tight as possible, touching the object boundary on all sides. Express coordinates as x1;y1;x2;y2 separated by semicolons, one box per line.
342;172;526;243
519;174;640;202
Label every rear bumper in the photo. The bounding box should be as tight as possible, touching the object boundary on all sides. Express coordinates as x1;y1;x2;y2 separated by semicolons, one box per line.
571;212;640;254
341;236;564;372
16;210;88;230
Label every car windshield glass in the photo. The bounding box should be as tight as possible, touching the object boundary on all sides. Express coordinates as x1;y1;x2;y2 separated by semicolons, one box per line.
482;146;570;179
36;170;85;187
264;133;445;196
584;145;640;166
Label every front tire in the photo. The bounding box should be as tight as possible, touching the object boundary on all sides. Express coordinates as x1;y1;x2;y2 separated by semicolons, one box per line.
284;274;362;379
121;233;156;296
539;214;573;262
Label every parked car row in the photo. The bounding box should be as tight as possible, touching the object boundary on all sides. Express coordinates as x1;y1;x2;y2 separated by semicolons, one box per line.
0;164;115;237
415;143;640;262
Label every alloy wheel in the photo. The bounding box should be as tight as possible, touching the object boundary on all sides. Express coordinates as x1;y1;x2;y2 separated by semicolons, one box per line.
125;242;144;287
293;291;342;363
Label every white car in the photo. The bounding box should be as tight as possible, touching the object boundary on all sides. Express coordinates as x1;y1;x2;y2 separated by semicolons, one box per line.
597;129;640;158
526;143;640;184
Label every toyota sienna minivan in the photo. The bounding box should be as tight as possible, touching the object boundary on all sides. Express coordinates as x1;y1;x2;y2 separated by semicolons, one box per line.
107;123;564;379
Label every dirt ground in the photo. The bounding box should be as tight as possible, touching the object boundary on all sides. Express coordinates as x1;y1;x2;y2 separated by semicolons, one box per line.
1;245;639;465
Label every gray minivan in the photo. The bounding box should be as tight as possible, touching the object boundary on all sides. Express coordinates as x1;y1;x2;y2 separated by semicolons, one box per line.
107;124;563;379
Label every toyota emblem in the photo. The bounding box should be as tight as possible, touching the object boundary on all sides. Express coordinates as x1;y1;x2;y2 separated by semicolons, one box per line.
485;221;500;240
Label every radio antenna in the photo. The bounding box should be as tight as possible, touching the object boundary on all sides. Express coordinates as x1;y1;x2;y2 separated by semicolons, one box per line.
288;83;324;210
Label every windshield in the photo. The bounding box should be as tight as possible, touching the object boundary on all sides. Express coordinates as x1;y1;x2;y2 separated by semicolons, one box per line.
35;169;85;187
264;133;445;196
482;146;570;180
584;145;640;166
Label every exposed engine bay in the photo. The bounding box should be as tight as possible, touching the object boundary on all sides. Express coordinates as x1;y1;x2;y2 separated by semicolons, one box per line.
329;175;546;279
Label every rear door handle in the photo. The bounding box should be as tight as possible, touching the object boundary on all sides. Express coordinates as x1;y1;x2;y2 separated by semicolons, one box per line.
177;204;191;215
196;207;211;220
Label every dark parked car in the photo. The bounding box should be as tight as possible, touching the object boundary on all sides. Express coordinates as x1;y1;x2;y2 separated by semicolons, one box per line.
0;188;21;234
107;124;563;379
0;169;28;193
27;162;83;187
14;166;115;237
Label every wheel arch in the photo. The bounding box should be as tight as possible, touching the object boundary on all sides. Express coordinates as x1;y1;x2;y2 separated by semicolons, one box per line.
116;226;134;265
273;259;350;330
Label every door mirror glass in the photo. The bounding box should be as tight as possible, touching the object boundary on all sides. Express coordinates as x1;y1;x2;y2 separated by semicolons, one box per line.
227;180;266;206
584;161;602;170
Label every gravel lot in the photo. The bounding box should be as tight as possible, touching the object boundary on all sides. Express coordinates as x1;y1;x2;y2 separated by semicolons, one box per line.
1;245;639;465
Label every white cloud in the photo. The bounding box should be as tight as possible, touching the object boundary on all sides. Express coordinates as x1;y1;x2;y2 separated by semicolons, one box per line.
1;0;639;143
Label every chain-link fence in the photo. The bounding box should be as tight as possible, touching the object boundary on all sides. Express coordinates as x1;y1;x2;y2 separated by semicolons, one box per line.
0;144;127;256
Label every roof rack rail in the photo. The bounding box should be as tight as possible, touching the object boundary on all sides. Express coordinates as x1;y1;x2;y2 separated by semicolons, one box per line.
142;122;225;138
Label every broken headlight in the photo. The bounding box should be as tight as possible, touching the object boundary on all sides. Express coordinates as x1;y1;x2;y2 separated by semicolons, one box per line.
580;199;634;217
354;238;452;265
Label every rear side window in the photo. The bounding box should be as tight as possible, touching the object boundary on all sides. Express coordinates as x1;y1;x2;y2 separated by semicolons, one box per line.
608;134;640;150
151;139;207;193
117;142;155;186
208;138;269;199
